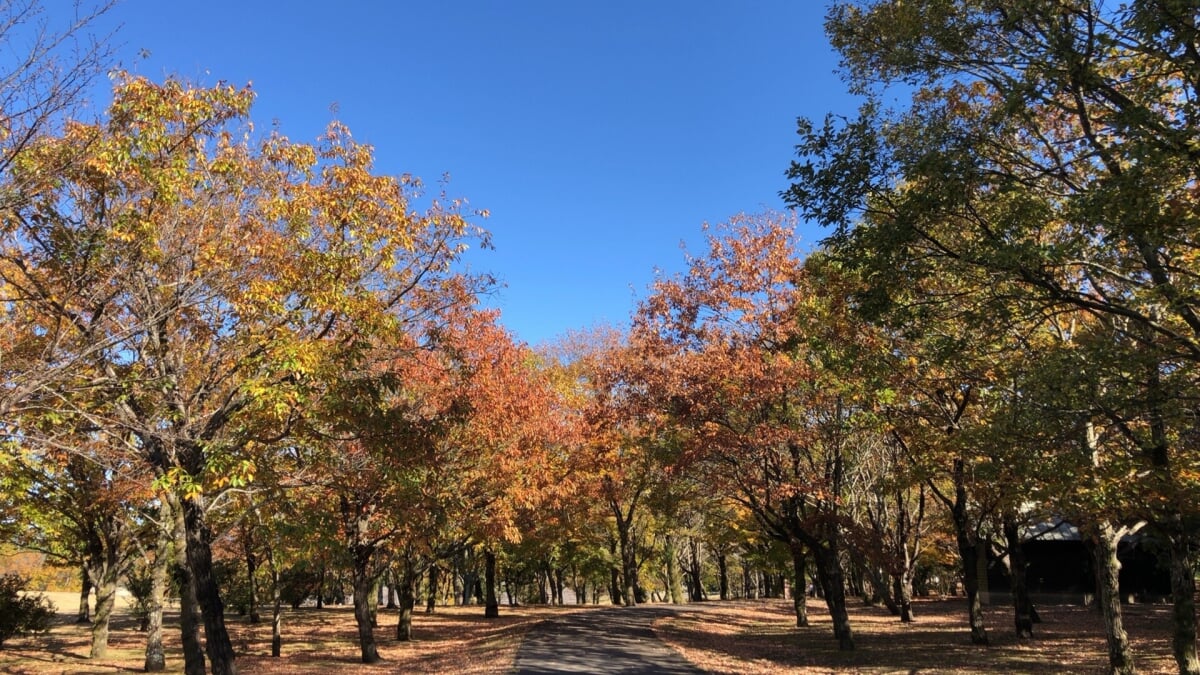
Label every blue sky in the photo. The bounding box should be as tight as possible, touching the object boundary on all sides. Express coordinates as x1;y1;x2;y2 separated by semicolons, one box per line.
63;1;860;346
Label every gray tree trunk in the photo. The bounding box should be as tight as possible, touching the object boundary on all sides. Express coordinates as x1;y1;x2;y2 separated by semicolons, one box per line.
1089;521;1136;674
89;568;117;658
143;551;168;671
77;567;91;624
1168;536;1199;675
144;501;172;672
271;568;282;658
790;541;809;627
813;544;853;650
243;533;260;624
664;534;683;604
352;564;381;663
426;565;439;614
182;495;238;675
169;493;206;675
395;566;417;640
485;550;500;618
1003;519;1034;639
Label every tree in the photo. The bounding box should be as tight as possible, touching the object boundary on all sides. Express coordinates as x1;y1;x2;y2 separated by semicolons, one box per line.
580;333;680;608
306;307;572;655
5;73;489;675
0;0;115;426
786;3;1200;670
631;212;886;650
3;430;149;658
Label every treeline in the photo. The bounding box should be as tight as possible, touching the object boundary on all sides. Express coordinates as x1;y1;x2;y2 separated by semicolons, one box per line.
2;3;1200;675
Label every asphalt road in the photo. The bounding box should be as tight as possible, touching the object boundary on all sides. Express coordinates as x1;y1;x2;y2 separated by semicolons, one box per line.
513;605;705;674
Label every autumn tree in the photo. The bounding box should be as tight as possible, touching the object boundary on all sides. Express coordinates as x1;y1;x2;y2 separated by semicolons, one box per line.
1;418;156;660
631;212;887;650
306;307;571;657
3;73;489;674
0;0;115;431
546;325;680;608
440;314;576;619
786;3;1200;670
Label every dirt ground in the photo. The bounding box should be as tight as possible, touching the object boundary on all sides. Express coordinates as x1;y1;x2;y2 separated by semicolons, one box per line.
0;595;587;675
654;597;1187;674
0;593;1192;673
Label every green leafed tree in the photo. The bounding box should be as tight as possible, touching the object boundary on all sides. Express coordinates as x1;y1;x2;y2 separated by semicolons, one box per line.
785;2;1200;672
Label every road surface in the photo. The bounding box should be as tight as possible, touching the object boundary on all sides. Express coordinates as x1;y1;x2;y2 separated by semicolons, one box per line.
513;605;704;674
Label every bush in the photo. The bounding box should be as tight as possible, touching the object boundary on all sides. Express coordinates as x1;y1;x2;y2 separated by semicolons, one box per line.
0;573;56;647
126;563;154;631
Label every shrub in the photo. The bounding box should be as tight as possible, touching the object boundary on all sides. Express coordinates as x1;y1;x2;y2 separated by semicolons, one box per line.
0;573;56;647
126;563;155;631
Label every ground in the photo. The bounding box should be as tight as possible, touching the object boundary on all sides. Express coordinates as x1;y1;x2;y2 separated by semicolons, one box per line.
0;592;1190;673
653;597;1185;674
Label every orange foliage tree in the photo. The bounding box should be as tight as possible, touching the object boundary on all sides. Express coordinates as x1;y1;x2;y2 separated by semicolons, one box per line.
2;74;488;674
629;211;893;650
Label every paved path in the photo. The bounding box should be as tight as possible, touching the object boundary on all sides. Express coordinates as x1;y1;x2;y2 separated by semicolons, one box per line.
513;605;705;674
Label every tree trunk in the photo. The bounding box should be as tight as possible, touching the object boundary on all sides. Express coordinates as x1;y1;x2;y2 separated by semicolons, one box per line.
461;570;478;606
849;561;868;604
945;458;989;647
144;524;169;672
395;566;416;641
426;565;439;614
717;553;729;600
1169;535;1200;675
89;566;117;658
609;565;623;605
958;533;989;646
77;567;91;624
686;539;704;602
813;544;854;650
790;542;809;627
244;535;260;624
617;520;638;607
895;572;914;623
665;535;683;604
1089;521;1135;675
484;551;500;618
368;576;380;627
555;567;566;605
258;529;283;659
169;493;206;675
351;561;381;663
316;566;326;609
546;563;560;606
182;495;238;675
386;568;398;609
866;564;899;615
1003;519;1034;639
453;563;464;606
271;571;282;658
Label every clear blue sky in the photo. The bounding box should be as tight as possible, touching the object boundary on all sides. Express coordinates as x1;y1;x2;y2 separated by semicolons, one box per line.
62;1;861;346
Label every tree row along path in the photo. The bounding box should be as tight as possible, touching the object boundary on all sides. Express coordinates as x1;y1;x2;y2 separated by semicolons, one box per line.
514;606;703;674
